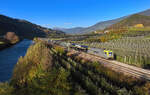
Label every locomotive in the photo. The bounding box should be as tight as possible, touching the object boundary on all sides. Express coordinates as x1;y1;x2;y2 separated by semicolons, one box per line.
88;48;114;59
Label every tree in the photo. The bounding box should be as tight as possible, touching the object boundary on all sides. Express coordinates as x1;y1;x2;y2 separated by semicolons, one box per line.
4;32;19;44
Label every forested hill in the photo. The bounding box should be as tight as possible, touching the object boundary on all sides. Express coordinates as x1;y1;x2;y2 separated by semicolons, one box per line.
0;15;65;39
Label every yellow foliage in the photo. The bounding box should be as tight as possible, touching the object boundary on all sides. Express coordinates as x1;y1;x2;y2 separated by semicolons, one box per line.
0;42;4;44
99;36;107;42
134;24;144;28
0;83;13;95
54;46;65;54
11;42;52;87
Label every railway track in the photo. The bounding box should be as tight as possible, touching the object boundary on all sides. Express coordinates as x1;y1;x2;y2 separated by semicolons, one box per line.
44;40;150;81
70;50;150;81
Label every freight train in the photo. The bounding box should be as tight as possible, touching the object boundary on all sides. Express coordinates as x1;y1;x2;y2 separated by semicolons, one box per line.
58;42;114;59
47;39;114;59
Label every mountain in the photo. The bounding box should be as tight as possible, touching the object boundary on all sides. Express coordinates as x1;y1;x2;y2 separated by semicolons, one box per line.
60;17;126;34
61;9;150;34
0;15;65;39
107;14;150;29
138;9;150;16
57;27;85;34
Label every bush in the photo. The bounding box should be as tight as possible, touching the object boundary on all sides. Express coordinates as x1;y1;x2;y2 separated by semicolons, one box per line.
0;82;14;95
54;46;65;55
4;32;19;44
11;42;52;87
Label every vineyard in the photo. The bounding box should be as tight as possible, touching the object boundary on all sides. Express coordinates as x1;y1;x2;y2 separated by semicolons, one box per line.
1;41;150;95
98;27;150;42
77;36;150;69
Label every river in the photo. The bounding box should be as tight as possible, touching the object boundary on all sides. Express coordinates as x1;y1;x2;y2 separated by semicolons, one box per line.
0;39;32;82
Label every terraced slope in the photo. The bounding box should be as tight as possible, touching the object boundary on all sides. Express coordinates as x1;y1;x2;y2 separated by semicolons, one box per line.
107;14;150;29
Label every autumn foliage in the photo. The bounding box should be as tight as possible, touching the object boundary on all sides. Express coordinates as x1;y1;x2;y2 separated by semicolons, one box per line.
4;32;19;44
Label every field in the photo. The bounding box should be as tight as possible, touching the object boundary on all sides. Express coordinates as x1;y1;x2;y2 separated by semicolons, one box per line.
65;27;150;69
77;36;150;68
98;27;150;42
1;41;150;95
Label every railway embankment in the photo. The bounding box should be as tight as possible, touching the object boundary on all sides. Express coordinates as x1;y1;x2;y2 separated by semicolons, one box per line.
38;37;150;80
67;49;150;80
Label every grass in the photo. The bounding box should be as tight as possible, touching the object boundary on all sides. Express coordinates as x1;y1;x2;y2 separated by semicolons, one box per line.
99;27;150;42
128;27;150;32
145;35;150;39
0;41;4;44
0;82;14;95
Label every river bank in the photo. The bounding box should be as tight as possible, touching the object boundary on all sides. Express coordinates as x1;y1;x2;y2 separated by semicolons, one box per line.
0;40;22;51
0;39;32;82
0;38;11;50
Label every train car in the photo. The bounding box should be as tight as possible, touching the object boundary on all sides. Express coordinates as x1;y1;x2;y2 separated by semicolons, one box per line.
88;48;114;59
80;45;88;52
59;42;70;47
70;43;88;52
70;43;77;48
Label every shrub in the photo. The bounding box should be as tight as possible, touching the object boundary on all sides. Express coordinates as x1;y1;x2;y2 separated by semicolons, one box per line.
4;32;19;44
54;46;65;55
11;42;52;87
0;82;14;95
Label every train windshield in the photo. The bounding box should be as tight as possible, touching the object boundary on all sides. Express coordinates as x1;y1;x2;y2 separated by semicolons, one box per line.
109;52;113;56
109;52;112;54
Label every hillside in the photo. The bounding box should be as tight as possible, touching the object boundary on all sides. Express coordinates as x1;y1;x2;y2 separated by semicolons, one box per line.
61;17;126;34
107;14;150;29
61;9;150;34
138;9;150;16
0;15;65;39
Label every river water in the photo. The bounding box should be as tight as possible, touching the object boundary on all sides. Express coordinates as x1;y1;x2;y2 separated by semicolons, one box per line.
0;39;32;82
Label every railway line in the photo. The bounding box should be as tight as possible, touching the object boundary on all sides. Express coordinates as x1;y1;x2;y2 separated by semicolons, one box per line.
39;38;150;81
69;50;150;81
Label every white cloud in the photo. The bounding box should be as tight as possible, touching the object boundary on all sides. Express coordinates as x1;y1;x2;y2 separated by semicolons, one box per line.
42;24;51;27
64;22;72;25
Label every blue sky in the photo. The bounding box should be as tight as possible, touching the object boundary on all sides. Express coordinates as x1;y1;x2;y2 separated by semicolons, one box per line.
0;0;150;28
